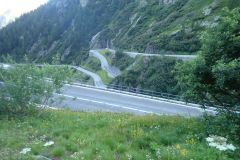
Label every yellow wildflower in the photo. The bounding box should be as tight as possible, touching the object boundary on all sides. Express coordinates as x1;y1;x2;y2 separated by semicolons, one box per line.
175;144;181;150
186;138;196;145
180;148;188;157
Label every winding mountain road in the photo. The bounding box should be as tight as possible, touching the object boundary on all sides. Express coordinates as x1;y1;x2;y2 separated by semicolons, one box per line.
1;63;215;116
106;49;197;61
124;51;197;61
72;66;106;88
89;50;121;78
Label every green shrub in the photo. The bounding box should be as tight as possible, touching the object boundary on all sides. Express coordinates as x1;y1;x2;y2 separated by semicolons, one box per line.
112;50;134;71
203;112;240;143
51;146;65;157
0;63;73;116
175;8;240;143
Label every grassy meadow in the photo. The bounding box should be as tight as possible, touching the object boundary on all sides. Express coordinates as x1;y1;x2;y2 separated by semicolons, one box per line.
0;110;239;160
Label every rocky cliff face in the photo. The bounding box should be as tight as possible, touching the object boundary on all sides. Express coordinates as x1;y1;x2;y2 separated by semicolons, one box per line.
90;32;113;49
79;0;89;7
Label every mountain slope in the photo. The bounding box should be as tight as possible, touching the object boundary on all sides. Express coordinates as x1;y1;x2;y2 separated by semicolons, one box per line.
0;0;239;63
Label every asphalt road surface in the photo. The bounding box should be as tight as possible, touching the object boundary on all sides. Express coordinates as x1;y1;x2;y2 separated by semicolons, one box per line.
72;66;106;88
106;49;197;61
89;50;121;78
52;84;214;117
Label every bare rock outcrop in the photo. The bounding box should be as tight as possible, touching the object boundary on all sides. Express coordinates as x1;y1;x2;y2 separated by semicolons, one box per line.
80;0;88;8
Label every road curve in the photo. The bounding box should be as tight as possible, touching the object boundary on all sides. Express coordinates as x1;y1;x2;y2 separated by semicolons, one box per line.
1;63;106;88
53;84;215;117
89;50;121;78
124;51;197;61
72;66;106;88
106;49;197;61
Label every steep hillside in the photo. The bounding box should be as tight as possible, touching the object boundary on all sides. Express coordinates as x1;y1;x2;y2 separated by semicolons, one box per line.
99;0;240;53
0;0;239;63
0;0;130;63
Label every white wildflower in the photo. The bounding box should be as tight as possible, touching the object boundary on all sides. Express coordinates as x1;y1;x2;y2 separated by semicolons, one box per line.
43;141;54;147
208;142;218;147
226;144;236;151
156;148;161;159
126;154;133;160
71;151;84;159
206;135;236;151
146;153;153;160
216;136;227;143
216;144;228;151
206;137;214;142
20;148;31;154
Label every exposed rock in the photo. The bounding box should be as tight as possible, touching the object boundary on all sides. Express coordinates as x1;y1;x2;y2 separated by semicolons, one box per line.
126;16;141;37
50;0;73;14
79;0;88;8
159;0;178;5
201;16;219;28
203;7;212;16
201;21;218;28
203;1;219;16
131;16;141;29
90;32;113;49
61;47;71;61
48;41;58;53
90;32;102;49
54;0;69;9
29;39;42;53
138;0;148;8
32;41;58;59
130;13;138;24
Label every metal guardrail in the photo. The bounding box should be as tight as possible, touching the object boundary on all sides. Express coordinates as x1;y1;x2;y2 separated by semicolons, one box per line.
1;63;238;112
106;84;184;101
72;81;239;113
73;80;186;102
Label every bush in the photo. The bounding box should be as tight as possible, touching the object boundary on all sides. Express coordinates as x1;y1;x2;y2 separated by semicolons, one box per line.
112;56;180;94
112;50;134;71
175;8;240;141
0;63;73;116
203;112;240;143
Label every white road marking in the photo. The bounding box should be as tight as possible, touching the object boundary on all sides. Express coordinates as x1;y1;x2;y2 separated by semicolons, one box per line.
57;93;157;115
65;84;216;114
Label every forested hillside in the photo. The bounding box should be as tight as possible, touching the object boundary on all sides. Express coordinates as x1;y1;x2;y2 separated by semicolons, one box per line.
0;0;239;63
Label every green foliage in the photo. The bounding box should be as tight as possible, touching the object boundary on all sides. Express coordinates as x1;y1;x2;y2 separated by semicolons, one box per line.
203;112;240;143
51;146;65;157
99;49;113;65
1;0;240;63
0;110;239;159
72;71;94;85
83;57;101;72
0;63;73;116
175;8;240;141
176;8;240;109
97;70;113;84
0;0;131;63
112;56;180;94
112;50;134;71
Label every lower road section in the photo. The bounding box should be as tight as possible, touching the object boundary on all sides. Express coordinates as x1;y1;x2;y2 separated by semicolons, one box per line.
72;66;106;88
52;84;214;117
